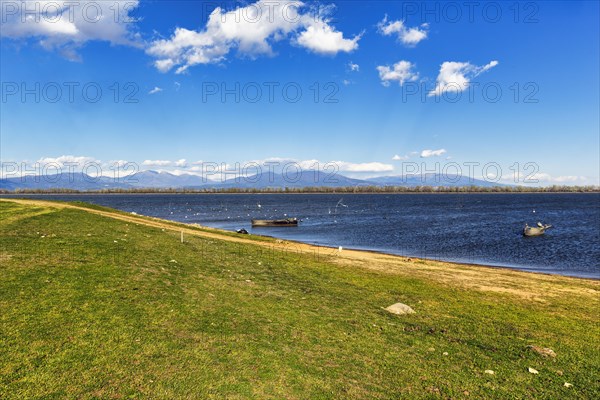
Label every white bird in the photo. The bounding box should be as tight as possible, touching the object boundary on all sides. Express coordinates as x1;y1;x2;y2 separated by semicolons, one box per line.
336;198;348;208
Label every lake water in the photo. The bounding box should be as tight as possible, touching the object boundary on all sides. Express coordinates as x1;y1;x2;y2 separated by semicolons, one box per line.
5;193;599;279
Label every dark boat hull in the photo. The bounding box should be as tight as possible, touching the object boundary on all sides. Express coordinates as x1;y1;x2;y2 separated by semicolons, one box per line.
251;218;298;227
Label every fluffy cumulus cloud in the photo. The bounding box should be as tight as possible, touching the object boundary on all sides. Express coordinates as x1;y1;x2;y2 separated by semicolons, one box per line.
0;0;141;60
295;19;360;55
37;155;98;166
392;154;409;161
429;60;498;96
147;0;361;73
376;61;419;87
420;149;446;158
377;15;428;46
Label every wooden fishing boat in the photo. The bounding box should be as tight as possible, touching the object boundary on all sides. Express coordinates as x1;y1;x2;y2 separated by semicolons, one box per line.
251;218;298;227
523;222;552;237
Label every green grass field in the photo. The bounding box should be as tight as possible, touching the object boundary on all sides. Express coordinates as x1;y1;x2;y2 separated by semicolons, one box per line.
1;199;599;399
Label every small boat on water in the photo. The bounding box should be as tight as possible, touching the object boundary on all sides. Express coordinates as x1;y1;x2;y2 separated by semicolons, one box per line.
523;222;552;237
251;218;298;227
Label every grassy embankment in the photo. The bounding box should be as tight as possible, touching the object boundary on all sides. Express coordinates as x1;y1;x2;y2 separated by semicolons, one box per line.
1;199;599;399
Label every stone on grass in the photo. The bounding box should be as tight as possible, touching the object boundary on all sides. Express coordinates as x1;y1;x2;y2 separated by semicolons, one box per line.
528;367;539;374
484;370;495;375
526;345;556;358
564;382;572;388
384;303;415;315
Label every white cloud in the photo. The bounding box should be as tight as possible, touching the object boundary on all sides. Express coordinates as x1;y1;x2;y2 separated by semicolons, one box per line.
429;60;499;96
243;158;393;174
0;1;141;61
139;159;191;169
500;172;591;185
552;175;583;183
392;154;409;161
37;155;98;166
147;1;360;73
348;61;359;72
142;160;173;167
420;149;446;158
6;155;140;178
148;87;163;95
295;20;361;55
331;161;394;173
376;61;419;87
377;15;428;46
174;159;188;167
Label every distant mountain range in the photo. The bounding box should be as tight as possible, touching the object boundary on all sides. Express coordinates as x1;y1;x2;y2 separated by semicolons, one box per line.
366;174;502;188
0;170;502;191
0;172;131;191
215;170;368;189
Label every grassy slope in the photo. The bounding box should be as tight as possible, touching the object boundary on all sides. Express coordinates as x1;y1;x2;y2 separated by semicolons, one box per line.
0;200;598;399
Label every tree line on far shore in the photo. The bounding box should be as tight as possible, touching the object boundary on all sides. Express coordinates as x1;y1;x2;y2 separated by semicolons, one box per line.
1;185;599;194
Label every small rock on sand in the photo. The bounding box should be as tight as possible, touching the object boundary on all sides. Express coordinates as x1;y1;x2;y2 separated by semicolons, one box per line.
384;303;415;315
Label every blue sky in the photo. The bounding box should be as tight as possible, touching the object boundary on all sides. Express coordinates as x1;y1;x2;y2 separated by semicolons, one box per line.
1;0;599;185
